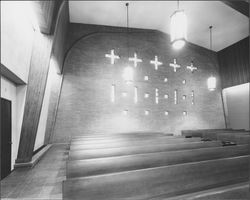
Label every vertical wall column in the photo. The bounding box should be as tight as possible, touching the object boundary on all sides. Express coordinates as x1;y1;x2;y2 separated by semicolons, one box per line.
16;31;53;163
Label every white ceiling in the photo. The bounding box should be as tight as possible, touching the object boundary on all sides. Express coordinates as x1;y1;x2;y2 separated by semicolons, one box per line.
69;1;249;51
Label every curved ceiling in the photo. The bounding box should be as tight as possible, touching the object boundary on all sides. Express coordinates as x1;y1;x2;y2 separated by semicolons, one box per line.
69;1;249;52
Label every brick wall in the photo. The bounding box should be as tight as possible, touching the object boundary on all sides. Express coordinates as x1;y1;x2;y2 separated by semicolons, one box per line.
52;24;225;142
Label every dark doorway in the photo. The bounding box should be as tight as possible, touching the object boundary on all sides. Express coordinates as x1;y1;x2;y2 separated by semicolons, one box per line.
1;98;12;180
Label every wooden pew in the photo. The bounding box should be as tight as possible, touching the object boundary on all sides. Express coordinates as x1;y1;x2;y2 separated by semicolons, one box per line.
68;141;222;160
69;137;201;150
165;182;250;200
182;129;247;140
202;131;249;141
63;155;249;200
72;132;173;140
181;129;232;137
70;135;183;145
66;144;250;178
217;133;250;144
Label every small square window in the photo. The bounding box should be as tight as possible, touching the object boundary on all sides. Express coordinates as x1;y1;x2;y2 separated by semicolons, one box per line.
144;93;149;98
144;76;149;81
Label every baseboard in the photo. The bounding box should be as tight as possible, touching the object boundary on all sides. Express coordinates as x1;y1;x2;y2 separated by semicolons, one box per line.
14;144;52;169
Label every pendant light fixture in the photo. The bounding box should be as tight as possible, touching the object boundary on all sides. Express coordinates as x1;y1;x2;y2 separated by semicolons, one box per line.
123;2;133;84
170;0;187;50
207;26;216;91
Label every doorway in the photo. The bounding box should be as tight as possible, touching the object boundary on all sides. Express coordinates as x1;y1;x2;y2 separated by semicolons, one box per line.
1;98;12;180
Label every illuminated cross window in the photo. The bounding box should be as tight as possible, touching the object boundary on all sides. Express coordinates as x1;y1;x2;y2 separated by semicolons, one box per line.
187;61;198;73
105;49;120;64
150;56;163;70
129;53;142;67
169;59;181;72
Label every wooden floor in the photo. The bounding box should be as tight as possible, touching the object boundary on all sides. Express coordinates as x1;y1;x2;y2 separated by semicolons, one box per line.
0;144;67;200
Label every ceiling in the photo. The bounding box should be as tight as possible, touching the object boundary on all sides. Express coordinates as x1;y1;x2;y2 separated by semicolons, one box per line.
69;1;249;52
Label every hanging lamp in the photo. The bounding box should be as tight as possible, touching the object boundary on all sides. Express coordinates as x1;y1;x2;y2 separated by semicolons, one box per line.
123;2;133;84
207;26;216;91
170;0;187;50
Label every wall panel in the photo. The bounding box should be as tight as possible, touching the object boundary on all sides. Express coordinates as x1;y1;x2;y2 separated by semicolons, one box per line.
218;37;249;88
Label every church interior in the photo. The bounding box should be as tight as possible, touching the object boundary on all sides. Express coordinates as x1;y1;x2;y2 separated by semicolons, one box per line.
1;1;249;199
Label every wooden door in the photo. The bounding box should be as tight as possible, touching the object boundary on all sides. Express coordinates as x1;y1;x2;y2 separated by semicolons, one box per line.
1;98;12;180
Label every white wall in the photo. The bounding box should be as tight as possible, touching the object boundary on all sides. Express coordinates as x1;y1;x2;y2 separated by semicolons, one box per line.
1;1;35;83
223;83;250;130
1;77;27;170
1;1;35;167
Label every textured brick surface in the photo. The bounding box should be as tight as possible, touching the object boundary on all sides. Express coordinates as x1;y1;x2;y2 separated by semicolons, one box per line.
53;24;225;143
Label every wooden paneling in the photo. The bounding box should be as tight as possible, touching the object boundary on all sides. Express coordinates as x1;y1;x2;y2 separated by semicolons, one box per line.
221;1;249;17
32;0;63;34
218;37;249;89
44;1;69;144
16;1;69;163
51;1;69;73
16;32;53;163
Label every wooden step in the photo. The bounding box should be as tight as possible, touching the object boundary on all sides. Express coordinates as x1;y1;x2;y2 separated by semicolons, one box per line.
63;155;249;200
69;137;202;150
68;141;222;160
66;144;250;178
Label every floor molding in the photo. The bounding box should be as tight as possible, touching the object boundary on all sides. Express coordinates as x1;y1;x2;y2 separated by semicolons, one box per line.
14;144;52;169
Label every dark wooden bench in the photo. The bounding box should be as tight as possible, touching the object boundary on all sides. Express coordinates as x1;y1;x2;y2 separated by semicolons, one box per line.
66;144;250;178
63;155;249;200
161;182;250;200
182;129;247;140
68;141;222;160
70;135;176;145
72;132;173;140
217;133;250;144
69;137;201;150
181;129;232;137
